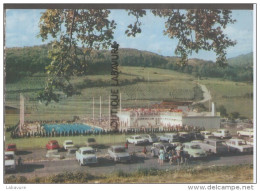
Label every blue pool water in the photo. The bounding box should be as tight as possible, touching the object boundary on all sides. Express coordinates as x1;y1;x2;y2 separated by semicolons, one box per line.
43;123;102;134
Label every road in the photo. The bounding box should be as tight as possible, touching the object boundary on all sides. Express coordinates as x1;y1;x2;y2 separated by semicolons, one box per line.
193;83;212;104
6;145;253;178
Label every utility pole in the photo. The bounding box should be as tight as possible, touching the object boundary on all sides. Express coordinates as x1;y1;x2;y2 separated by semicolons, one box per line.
92;97;95;121
100;96;102;124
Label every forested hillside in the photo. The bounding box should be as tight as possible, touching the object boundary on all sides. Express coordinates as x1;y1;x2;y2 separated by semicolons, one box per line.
5;45;253;83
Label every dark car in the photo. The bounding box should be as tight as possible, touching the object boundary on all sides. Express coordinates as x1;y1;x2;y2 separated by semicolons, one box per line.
6;143;17;152
86;138;97;147
178;132;192;142
159;133;179;143
190;132;204;141
150;142;175;160
46;140;60;150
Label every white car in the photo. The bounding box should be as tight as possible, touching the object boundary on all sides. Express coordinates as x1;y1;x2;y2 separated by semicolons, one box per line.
226;138;253;153
141;134;158;143
237;128;254;138
63;140;74;150
200;131;214;139
127;135;148;145
76;147;98;166
212;129;232;139
108;145;131;162
5;151;16;172
180;143;207;158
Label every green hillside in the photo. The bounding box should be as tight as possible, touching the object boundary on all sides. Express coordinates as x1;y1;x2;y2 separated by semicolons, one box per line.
5;45;253;84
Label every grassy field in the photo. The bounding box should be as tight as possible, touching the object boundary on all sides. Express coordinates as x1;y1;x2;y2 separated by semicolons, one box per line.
4;66;253;127
199;78;253;119
5;164;253;183
5;66;200;125
4;132;127;149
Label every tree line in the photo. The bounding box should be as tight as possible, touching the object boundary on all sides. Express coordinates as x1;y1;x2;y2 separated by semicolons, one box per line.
5;45;253;83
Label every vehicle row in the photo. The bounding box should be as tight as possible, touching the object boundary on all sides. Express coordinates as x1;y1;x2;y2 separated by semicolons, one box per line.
150;137;253;161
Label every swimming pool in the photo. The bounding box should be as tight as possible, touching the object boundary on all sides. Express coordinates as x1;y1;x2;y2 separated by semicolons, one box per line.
43;123;102;134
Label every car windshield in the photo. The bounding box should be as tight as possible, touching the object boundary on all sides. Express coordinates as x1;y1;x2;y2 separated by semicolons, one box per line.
191;145;201;149
82;150;94;154
224;131;230;133
5;154;14;160
52;142;58;145
8;145;16;149
114;147;126;153
66;142;73;145
238;141;246;145
135;136;142;139
150;134;156;138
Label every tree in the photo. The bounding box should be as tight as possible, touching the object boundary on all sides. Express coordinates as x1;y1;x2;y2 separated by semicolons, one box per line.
38;9;236;104
229;112;240;120
218;105;228;117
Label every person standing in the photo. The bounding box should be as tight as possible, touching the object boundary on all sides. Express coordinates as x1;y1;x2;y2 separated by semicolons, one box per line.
159;147;165;165
125;140;128;149
168;150;173;165
143;146;147;158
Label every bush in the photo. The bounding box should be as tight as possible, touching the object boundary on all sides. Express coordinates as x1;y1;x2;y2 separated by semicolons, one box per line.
115;170;129;178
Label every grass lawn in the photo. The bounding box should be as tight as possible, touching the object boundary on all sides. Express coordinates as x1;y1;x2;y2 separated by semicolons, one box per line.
4;132;127;149
199;78;253;119
5;164;253;183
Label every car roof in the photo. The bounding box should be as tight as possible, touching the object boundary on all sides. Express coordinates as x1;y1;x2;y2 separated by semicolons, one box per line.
64;140;73;142
111;145;125;149
228;138;243;141
204;138;224;142
183;142;200;146
5;151;15;155
165;133;178;135
80;147;94;151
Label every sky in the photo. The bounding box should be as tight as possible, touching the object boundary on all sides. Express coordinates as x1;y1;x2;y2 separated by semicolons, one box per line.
5;9;254;61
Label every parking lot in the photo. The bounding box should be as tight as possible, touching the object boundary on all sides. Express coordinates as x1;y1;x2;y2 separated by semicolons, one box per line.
5;143;253;178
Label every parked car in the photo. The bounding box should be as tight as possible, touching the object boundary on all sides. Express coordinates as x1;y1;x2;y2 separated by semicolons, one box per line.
127;135;148;145
180;142;207;158
141;134;158;143
67;147;78;156
86;138;96;147
63;140;74;150
76;147;98;166
108;145;131;162
159;133;179;143
212;129;232;139
178;132;191;142
6;143;17;152
150;142;175;159
191;140;203;144
190;132;204;140
225;138;253;153
46;140;60;150
198;139;229;155
5;151;16;172
246;138;254;146
200;131;214;139
170;142;181;148
237;128;254;138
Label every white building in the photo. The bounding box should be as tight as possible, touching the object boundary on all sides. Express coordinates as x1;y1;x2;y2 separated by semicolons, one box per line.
117;103;220;130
